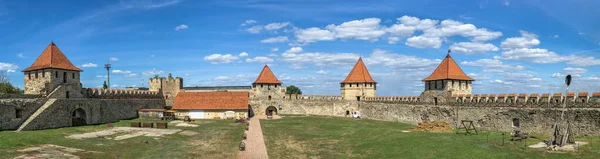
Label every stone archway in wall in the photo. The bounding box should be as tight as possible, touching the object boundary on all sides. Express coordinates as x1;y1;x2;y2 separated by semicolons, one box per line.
266;106;278;116
72;108;87;126
248;105;255;118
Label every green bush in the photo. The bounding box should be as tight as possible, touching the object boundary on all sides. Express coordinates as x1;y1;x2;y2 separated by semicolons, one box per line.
0;82;22;94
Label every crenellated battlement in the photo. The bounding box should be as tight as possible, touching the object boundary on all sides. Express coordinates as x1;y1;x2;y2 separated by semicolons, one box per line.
352;92;600;108
282;94;343;101
446;92;600;107
83;88;162;99
363;96;420;103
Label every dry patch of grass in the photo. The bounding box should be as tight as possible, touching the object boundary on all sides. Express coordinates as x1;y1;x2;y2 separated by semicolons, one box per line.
0;119;244;159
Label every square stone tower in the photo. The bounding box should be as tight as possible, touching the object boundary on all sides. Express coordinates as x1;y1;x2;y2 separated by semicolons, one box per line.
148;73;183;106
22;42;83;98
421;51;474;103
340;57;376;101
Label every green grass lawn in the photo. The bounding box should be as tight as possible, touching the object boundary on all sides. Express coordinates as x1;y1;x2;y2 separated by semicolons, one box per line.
261;115;600;159
0;119;245;159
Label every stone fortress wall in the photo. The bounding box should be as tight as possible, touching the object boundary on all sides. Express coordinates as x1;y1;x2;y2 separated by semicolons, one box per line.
20;99;165;131
247;91;600;136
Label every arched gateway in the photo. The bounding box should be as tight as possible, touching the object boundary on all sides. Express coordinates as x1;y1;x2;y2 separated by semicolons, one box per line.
72;108;87;126
265;106;277;116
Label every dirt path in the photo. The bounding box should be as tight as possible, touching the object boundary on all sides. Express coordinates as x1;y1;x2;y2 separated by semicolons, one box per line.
238;115;279;159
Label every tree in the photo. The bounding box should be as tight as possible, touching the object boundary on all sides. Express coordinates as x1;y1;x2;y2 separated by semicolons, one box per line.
285;85;302;94
103;81;108;89
0;71;21;94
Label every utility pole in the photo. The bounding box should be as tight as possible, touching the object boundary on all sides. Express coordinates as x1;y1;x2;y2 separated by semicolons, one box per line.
104;60;111;89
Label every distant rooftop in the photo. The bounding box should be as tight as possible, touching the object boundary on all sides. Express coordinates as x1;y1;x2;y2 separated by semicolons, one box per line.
182;86;252;91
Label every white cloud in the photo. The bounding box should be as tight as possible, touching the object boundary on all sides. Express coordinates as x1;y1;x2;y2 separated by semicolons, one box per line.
175;24;188;31
112;70;131;74
553;35;559;38
109;57;118;61
365;49;440;70
112;70;138;78
246;25;263;34
142;69;165;76
490;79;514;85
285;47;303;54
504;0;510;6
240;20;258;26
124;73;138;78
294;27;335;43
204;54;239;64
450;42;499;54
405;36;442;48
260;36;289;43
566;56;600;66
494;48;565;63
239;52;248;57
184;73;191;77
246;56;274;63
271;47;279;52
212;74;258;85
0;63;18;73
500;30;540;50
264;22;290;30
81;63;98;68
17;53;26;59
553;67;587;78
316;70;329;75
461;59;524;72
268;53;278;57
387;37;400;44
96;75;106;78
281;47;359;68
325;18;386;41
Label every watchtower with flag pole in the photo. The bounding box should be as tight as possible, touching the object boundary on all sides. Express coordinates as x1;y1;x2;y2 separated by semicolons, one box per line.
104;60;111;89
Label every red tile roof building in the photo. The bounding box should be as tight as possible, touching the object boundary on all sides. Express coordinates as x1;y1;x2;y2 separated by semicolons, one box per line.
253;65;282;85
340;57;377;101
23;42;82;72
23;42;83;97
423;52;474;95
173;92;249;110
252;65;287;98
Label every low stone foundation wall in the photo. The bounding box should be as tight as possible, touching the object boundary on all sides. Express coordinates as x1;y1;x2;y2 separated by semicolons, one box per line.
21;99;165;131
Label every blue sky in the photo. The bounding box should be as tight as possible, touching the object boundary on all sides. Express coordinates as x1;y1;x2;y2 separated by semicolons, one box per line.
1;0;600;96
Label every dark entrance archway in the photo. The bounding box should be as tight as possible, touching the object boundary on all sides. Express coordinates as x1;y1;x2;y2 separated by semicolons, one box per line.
248;105;255;118
72;108;87;126
346;110;350;116
266;106;277;116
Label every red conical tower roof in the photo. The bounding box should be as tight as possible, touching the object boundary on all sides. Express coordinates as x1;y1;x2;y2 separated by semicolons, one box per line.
22;42;82;72
253;65;282;84
341;57;376;84
423;54;473;81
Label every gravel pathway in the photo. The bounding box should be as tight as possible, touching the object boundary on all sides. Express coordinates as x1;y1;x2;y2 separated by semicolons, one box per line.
238;115;277;159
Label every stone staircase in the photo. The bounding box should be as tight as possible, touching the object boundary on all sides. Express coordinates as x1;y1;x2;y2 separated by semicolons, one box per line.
45;85;62;98
16;99;57;132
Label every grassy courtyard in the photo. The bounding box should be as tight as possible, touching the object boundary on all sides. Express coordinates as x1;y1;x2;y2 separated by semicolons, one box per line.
0;119;245;159
261;115;600;159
